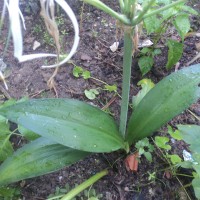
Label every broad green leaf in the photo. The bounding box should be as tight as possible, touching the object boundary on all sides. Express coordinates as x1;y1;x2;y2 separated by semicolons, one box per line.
126;64;200;144
135;138;150;149
192;178;200;199
132;79;155;109
144;15;161;34
144;152;152;162
178;124;200;191
138;148;145;155
0;137;90;186
0;98;125;152
178;125;200;153
181;5;198;15
152;49;162;56
84;89;99;100
82;70;91;79
166;40;183;70
167;154;182;165
173;14;190;41
0;120;13;162
0;99;16;109
0;135;13;162
161;4;184;20
73;66;90;79
193;164;200;175
167;126;182;140
155;136;171;150
178;161;193;169
138;56;154;76
141;48;152;54
73;66;83;78
18;125;40;141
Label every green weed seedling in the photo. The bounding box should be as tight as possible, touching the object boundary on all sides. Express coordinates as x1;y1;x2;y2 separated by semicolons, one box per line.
135;138;154;162
48;183;102;200
153;125;200;199
72;65;119;100
32;24;43;35
84;89;99;100
154;125;183;167
43;31;55;47
0;1;200;200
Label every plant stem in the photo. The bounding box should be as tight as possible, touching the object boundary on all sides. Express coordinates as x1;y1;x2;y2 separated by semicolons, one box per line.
61;169;108;200
119;30;133;138
84;0;131;25
132;0;155;25
143;0;186;19
119;0;124;12
123;0;129;14
90;76;107;85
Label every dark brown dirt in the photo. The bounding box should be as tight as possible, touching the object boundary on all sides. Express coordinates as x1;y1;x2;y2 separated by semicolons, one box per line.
0;1;200;200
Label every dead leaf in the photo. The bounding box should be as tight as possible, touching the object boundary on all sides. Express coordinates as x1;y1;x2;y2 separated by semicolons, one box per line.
125;152;139;172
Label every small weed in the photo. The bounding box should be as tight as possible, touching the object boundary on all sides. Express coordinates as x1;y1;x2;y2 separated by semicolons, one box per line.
147;172;156;181
32;24;43;35
47;184;103;200
101;19;108;27
135;138;154;162
60;29;68;36
43;32;54;46
91;30;98;38
72;65;119;100
84;89;99;100
56;15;65;26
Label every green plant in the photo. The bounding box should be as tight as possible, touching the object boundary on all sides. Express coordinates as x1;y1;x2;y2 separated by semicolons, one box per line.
154;125;183;166
84;89;100;100
178;125;200;199
48;183;102;200
152;125;200;199
32;24;43;35
154;135;182;168
72;65;119;100
43;31;55;47
0;0;200;199
139;0;198;72
135;137;154;162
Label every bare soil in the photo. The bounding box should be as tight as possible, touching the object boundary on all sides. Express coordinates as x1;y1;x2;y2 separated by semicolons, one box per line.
0;1;200;200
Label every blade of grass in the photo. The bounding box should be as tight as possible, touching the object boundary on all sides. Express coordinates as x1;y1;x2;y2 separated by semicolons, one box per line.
119;30;133;137
61;169;108;200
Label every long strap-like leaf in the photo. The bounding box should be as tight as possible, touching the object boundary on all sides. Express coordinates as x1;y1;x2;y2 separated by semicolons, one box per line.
127;64;200;144
0;137;90;186
0;99;125;152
